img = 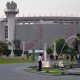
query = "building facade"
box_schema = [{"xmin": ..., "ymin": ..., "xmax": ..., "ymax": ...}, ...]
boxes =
[{"xmin": 0, "ymin": 16, "xmax": 80, "ymax": 49}]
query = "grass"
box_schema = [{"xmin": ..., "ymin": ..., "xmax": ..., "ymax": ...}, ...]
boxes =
[
  {"xmin": 0, "ymin": 59, "xmax": 31, "ymax": 64},
  {"xmin": 26, "ymin": 67, "xmax": 67, "ymax": 75},
  {"xmin": 25, "ymin": 66, "xmax": 80, "ymax": 75},
  {"xmin": 26, "ymin": 68, "xmax": 37, "ymax": 72},
  {"xmin": 43, "ymin": 68, "xmax": 62, "ymax": 75},
  {"xmin": 0, "ymin": 56, "xmax": 38, "ymax": 64}
]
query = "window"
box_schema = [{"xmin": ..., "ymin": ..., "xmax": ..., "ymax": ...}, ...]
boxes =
[
  {"xmin": 5, "ymin": 26, "xmax": 8, "ymax": 38},
  {"xmin": 75, "ymin": 22, "xmax": 79, "ymax": 24},
  {"xmin": 70, "ymin": 22, "xmax": 74, "ymax": 24}
]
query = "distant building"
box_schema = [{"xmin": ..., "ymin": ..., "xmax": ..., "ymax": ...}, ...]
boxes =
[
  {"xmin": 0, "ymin": 1, "xmax": 80, "ymax": 50},
  {"xmin": 0, "ymin": 16, "xmax": 80, "ymax": 49}
]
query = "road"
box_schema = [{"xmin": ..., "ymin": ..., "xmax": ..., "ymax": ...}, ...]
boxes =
[{"xmin": 0, "ymin": 63, "xmax": 80, "ymax": 80}]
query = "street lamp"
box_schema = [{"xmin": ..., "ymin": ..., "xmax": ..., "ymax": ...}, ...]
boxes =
[{"xmin": 32, "ymin": 46, "xmax": 35, "ymax": 61}]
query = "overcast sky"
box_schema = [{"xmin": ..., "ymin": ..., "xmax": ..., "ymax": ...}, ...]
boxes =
[{"xmin": 0, "ymin": 0, "xmax": 80, "ymax": 18}]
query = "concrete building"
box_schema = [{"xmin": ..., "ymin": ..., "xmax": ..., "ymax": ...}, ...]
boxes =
[
  {"xmin": 0, "ymin": 1, "xmax": 80, "ymax": 50},
  {"xmin": 0, "ymin": 16, "xmax": 80, "ymax": 49}
]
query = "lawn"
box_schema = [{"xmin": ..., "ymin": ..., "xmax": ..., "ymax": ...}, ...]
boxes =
[
  {"xmin": 0, "ymin": 56, "xmax": 38, "ymax": 64},
  {"xmin": 25, "ymin": 67, "xmax": 68, "ymax": 75},
  {"xmin": 0, "ymin": 59, "xmax": 31, "ymax": 64}
]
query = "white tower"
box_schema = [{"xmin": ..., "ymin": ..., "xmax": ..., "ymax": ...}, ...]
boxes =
[{"xmin": 4, "ymin": 1, "xmax": 19, "ymax": 57}]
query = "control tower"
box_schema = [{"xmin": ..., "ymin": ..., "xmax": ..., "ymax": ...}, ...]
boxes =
[{"xmin": 4, "ymin": 1, "xmax": 19, "ymax": 57}]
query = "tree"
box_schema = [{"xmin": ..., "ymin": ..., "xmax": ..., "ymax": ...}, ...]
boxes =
[
  {"xmin": 72, "ymin": 38, "xmax": 78, "ymax": 51},
  {"xmin": 66, "ymin": 47, "xmax": 76, "ymax": 56},
  {"xmin": 72, "ymin": 33, "xmax": 80, "ymax": 52},
  {"xmin": 13, "ymin": 39, "xmax": 21, "ymax": 49},
  {"xmin": 46, "ymin": 47, "xmax": 53, "ymax": 55},
  {"xmin": 52, "ymin": 39, "xmax": 68, "ymax": 54},
  {"xmin": 0, "ymin": 41, "xmax": 8, "ymax": 56}
]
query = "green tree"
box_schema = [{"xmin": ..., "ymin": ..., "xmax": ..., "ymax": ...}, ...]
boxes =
[
  {"xmin": 13, "ymin": 39, "xmax": 21, "ymax": 49},
  {"xmin": 66, "ymin": 47, "xmax": 76, "ymax": 56},
  {"xmin": 72, "ymin": 33, "xmax": 80, "ymax": 52},
  {"xmin": 72, "ymin": 38, "xmax": 78, "ymax": 51},
  {"xmin": 0, "ymin": 41, "xmax": 8, "ymax": 56},
  {"xmin": 47, "ymin": 47, "xmax": 53, "ymax": 55},
  {"xmin": 52, "ymin": 39, "xmax": 68, "ymax": 54}
]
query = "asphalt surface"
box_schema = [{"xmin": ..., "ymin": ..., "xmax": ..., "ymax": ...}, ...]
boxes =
[{"xmin": 0, "ymin": 63, "xmax": 80, "ymax": 80}]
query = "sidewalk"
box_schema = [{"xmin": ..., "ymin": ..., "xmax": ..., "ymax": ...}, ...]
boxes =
[{"xmin": 67, "ymin": 68, "xmax": 80, "ymax": 73}]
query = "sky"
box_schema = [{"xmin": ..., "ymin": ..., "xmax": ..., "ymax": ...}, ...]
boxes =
[{"xmin": 0, "ymin": 0, "xmax": 80, "ymax": 18}]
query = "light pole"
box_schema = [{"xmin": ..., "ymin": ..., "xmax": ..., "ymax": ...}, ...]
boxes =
[
  {"xmin": 53, "ymin": 42, "xmax": 58, "ymax": 60},
  {"xmin": 32, "ymin": 46, "xmax": 35, "ymax": 61},
  {"xmin": 21, "ymin": 41, "xmax": 25, "ymax": 57}
]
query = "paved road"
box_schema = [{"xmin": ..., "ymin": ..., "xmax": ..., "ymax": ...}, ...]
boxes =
[{"xmin": 0, "ymin": 63, "xmax": 80, "ymax": 80}]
